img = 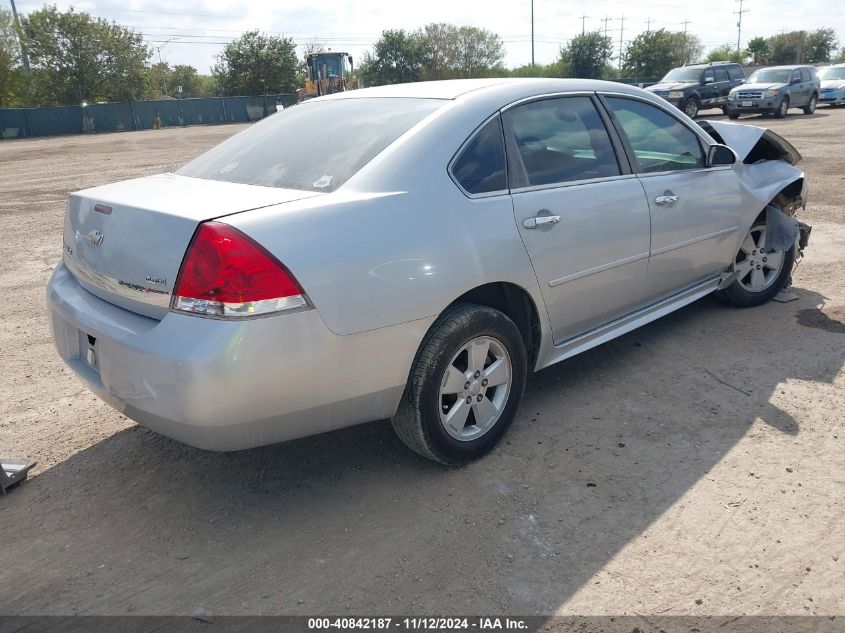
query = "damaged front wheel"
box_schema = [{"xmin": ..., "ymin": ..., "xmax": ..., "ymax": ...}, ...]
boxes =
[{"xmin": 718, "ymin": 222, "xmax": 794, "ymax": 308}]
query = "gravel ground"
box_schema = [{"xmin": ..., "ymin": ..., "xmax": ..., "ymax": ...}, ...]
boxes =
[{"xmin": 0, "ymin": 109, "xmax": 843, "ymax": 618}]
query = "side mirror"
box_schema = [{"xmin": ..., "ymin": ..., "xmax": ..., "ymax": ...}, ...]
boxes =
[{"xmin": 707, "ymin": 144, "xmax": 737, "ymax": 167}]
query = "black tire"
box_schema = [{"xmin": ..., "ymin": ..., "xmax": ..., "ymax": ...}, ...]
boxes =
[
  {"xmin": 774, "ymin": 97, "xmax": 789, "ymax": 118},
  {"xmin": 803, "ymin": 94, "xmax": 817, "ymax": 115},
  {"xmin": 727, "ymin": 110, "xmax": 740, "ymax": 120},
  {"xmin": 721, "ymin": 105, "xmax": 729, "ymax": 116},
  {"xmin": 683, "ymin": 97, "xmax": 700, "ymax": 119},
  {"xmin": 391, "ymin": 302, "xmax": 527, "ymax": 465},
  {"xmin": 717, "ymin": 222, "xmax": 795, "ymax": 308}
]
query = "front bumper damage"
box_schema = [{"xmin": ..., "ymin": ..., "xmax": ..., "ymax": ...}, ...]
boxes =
[{"xmin": 700, "ymin": 120, "xmax": 812, "ymax": 291}]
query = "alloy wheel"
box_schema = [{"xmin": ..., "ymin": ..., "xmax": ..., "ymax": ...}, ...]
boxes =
[
  {"xmin": 735, "ymin": 225, "xmax": 786, "ymax": 293},
  {"xmin": 438, "ymin": 336, "xmax": 512, "ymax": 441}
]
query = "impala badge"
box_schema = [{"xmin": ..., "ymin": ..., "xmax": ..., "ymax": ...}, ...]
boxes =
[{"xmin": 86, "ymin": 229, "xmax": 104, "ymax": 247}]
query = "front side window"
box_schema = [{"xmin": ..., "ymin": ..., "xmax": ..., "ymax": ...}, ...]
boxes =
[
  {"xmin": 506, "ymin": 96, "xmax": 620, "ymax": 188},
  {"xmin": 703, "ymin": 69, "xmax": 715, "ymax": 83},
  {"xmin": 605, "ymin": 97, "xmax": 705, "ymax": 173},
  {"xmin": 451, "ymin": 116, "xmax": 507, "ymax": 195},
  {"xmin": 178, "ymin": 98, "xmax": 442, "ymax": 192}
]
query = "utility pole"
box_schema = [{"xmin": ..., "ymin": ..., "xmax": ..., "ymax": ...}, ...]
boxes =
[
  {"xmin": 735, "ymin": 0, "xmax": 749, "ymax": 54},
  {"xmin": 618, "ymin": 15, "xmax": 625, "ymax": 70},
  {"xmin": 530, "ymin": 0, "xmax": 534, "ymax": 66},
  {"xmin": 8, "ymin": 0, "xmax": 31, "ymax": 74},
  {"xmin": 644, "ymin": 17, "xmax": 653, "ymax": 33},
  {"xmin": 681, "ymin": 19, "xmax": 692, "ymax": 63},
  {"xmin": 601, "ymin": 16, "xmax": 612, "ymax": 40},
  {"xmin": 579, "ymin": 15, "xmax": 589, "ymax": 35}
]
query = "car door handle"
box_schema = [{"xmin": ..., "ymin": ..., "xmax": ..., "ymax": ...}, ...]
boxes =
[
  {"xmin": 655, "ymin": 195, "xmax": 680, "ymax": 206},
  {"xmin": 523, "ymin": 215, "xmax": 561, "ymax": 229}
]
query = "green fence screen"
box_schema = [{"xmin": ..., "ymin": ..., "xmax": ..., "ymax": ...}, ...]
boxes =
[{"xmin": 0, "ymin": 94, "xmax": 297, "ymax": 140}]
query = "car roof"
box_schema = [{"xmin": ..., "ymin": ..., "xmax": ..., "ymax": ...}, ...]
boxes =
[
  {"xmin": 319, "ymin": 78, "xmax": 649, "ymax": 102},
  {"xmin": 758, "ymin": 65, "xmax": 810, "ymax": 70}
]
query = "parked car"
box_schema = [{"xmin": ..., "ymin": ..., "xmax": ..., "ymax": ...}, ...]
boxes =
[
  {"xmin": 47, "ymin": 79, "xmax": 811, "ymax": 464},
  {"xmin": 818, "ymin": 63, "xmax": 845, "ymax": 106},
  {"xmin": 727, "ymin": 65, "xmax": 820, "ymax": 119},
  {"xmin": 646, "ymin": 61, "xmax": 746, "ymax": 118}
]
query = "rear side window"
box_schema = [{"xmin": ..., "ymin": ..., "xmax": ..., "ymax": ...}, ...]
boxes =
[
  {"xmin": 178, "ymin": 98, "xmax": 442, "ymax": 192},
  {"xmin": 451, "ymin": 116, "xmax": 507, "ymax": 195},
  {"xmin": 714, "ymin": 67, "xmax": 729, "ymax": 82},
  {"xmin": 506, "ymin": 96, "xmax": 621, "ymax": 188},
  {"xmin": 605, "ymin": 97, "xmax": 705, "ymax": 173},
  {"xmin": 727, "ymin": 65, "xmax": 745, "ymax": 81},
  {"xmin": 800, "ymin": 68, "xmax": 812, "ymax": 82}
]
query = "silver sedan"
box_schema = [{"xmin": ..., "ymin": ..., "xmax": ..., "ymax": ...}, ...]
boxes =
[{"xmin": 47, "ymin": 78, "xmax": 811, "ymax": 464}]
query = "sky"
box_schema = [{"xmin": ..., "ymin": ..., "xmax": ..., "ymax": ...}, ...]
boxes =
[{"xmin": 14, "ymin": 0, "xmax": 845, "ymax": 73}]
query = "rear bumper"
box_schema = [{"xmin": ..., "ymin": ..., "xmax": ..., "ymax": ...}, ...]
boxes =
[{"xmin": 47, "ymin": 263, "xmax": 427, "ymax": 451}]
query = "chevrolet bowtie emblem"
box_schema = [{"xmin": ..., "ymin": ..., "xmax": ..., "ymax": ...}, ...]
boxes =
[{"xmin": 86, "ymin": 229, "xmax": 104, "ymax": 247}]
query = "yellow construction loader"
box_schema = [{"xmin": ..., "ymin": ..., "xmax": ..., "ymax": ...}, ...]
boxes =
[{"xmin": 299, "ymin": 52, "xmax": 355, "ymax": 101}]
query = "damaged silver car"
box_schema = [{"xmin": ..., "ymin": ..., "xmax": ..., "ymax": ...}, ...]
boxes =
[{"xmin": 48, "ymin": 79, "xmax": 811, "ymax": 464}]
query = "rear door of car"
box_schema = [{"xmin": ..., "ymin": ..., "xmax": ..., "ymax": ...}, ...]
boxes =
[
  {"xmin": 712, "ymin": 66, "xmax": 731, "ymax": 105},
  {"xmin": 504, "ymin": 95, "xmax": 652, "ymax": 344},
  {"xmin": 727, "ymin": 64, "xmax": 746, "ymax": 91},
  {"xmin": 599, "ymin": 95, "xmax": 742, "ymax": 303},
  {"xmin": 790, "ymin": 68, "xmax": 808, "ymax": 105}
]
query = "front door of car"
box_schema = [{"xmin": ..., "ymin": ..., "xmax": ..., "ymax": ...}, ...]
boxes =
[
  {"xmin": 505, "ymin": 96, "xmax": 652, "ymax": 344},
  {"xmin": 601, "ymin": 96, "xmax": 743, "ymax": 303}
]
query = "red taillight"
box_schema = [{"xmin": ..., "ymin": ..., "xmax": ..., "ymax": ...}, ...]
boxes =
[{"xmin": 172, "ymin": 221, "xmax": 308, "ymax": 318}]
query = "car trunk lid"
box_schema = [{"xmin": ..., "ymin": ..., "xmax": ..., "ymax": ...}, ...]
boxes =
[{"xmin": 63, "ymin": 173, "xmax": 319, "ymax": 319}]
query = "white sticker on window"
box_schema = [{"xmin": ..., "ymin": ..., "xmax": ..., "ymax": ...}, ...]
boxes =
[{"xmin": 312, "ymin": 174, "xmax": 333, "ymax": 189}]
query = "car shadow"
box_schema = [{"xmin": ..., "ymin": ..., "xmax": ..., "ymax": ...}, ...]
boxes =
[{"xmin": 0, "ymin": 287, "xmax": 842, "ymax": 615}]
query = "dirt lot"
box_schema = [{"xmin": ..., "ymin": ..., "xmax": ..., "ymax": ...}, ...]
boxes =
[{"xmin": 0, "ymin": 109, "xmax": 843, "ymax": 618}]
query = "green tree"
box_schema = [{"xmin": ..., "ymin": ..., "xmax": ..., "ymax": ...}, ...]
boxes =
[
  {"xmin": 623, "ymin": 29, "xmax": 689, "ymax": 78},
  {"xmin": 560, "ymin": 30, "xmax": 613, "ymax": 79},
  {"xmin": 169, "ymin": 64, "xmax": 202, "ymax": 97},
  {"xmin": 212, "ymin": 30, "xmax": 299, "ymax": 96},
  {"xmin": 508, "ymin": 60, "xmax": 569, "ymax": 78},
  {"xmin": 706, "ymin": 43, "xmax": 744, "ymax": 63},
  {"xmin": 746, "ymin": 36, "xmax": 769, "ymax": 65},
  {"xmin": 421, "ymin": 23, "xmax": 456, "ymax": 80},
  {"xmin": 0, "ymin": 8, "xmax": 24, "ymax": 107},
  {"xmin": 365, "ymin": 29, "xmax": 429, "ymax": 85},
  {"xmin": 450, "ymin": 26, "xmax": 504, "ymax": 78},
  {"xmin": 835, "ymin": 47, "xmax": 845, "ymax": 63},
  {"xmin": 805, "ymin": 28, "xmax": 839, "ymax": 63},
  {"xmin": 22, "ymin": 6, "xmax": 149, "ymax": 105}
]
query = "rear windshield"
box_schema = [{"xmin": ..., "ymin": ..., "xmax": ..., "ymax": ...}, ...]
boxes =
[
  {"xmin": 177, "ymin": 98, "xmax": 442, "ymax": 192},
  {"xmin": 747, "ymin": 68, "xmax": 791, "ymax": 84}
]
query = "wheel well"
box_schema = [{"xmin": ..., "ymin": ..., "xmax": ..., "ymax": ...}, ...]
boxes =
[
  {"xmin": 753, "ymin": 177, "xmax": 805, "ymax": 225},
  {"xmin": 451, "ymin": 282, "xmax": 542, "ymax": 370}
]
